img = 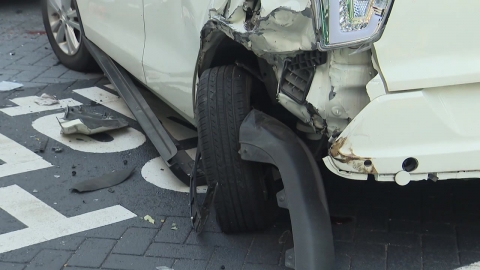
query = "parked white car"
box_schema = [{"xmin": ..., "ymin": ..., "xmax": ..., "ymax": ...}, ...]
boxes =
[{"xmin": 42, "ymin": 0, "xmax": 480, "ymax": 269}]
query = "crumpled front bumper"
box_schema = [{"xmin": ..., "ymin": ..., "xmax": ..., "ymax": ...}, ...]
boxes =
[{"xmin": 323, "ymin": 82, "xmax": 480, "ymax": 184}]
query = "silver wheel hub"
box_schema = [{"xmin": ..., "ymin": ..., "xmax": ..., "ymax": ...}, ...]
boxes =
[{"xmin": 47, "ymin": 0, "xmax": 82, "ymax": 55}]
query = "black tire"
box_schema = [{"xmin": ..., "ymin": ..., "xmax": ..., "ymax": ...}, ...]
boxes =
[
  {"xmin": 196, "ymin": 65, "xmax": 278, "ymax": 233},
  {"xmin": 41, "ymin": 0, "xmax": 97, "ymax": 72}
]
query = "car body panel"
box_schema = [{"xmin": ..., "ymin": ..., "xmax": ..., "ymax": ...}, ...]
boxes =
[
  {"xmin": 76, "ymin": 0, "xmax": 146, "ymax": 83},
  {"xmin": 324, "ymin": 82, "xmax": 480, "ymax": 183},
  {"xmin": 142, "ymin": 0, "xmax": 211, "ymax": 124},
  {"xmin": 374, "ymin": 0, "xmax": 480, "ymax": 91}
]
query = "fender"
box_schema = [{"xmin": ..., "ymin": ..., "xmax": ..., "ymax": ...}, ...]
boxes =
[{"xmin": 239, "ymin": 110, "xmax": 334, "ymax": 270}]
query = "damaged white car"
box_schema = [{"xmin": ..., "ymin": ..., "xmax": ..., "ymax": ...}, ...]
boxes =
[{"xmin": 42, "ymin": 0, "xmax": 480, "ymax": 268}]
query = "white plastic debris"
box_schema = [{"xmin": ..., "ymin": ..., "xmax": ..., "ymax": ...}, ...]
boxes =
[
  {"xmin": 0, "ymin": 81, "xmax": 23, "ymax": 91},
  {"xmin": 34, "ymin": 94, "xmax": 59, "ymax": 106},
  {"xmin": 54, "ymin": 175, "xmax": 60, "ymax": 178},
  {"xmin": 144, "ymin": 215, "xmax": 155, "ymax": 224},
  {"xmin": 32, "ymin": 189, "xmax": 38, "ymax": 193},
  {"xmin": 156, "ymin": 267, "xmax": 173, "ymax": 270}
]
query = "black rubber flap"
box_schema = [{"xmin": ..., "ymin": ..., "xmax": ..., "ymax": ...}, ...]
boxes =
[{"xmin": 71, "ymin": 167, "xmax": 135, "ymax": 193}]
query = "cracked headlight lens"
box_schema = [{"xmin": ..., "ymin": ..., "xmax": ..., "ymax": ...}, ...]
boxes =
[{"xmin": 315, "ymin": 0, "xmax": 393, "ymax": 50}]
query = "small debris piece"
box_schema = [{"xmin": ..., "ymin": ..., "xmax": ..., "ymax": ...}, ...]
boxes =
[
  {"xmin": 221, "ymin": 266, "xmax": 226, "ymax": 269},
  {"xmin": 160, "ymin": 168, "xmax": 164, "ymax": 171},
  {"xmin": 52, "ymin": 147, "xmax": 63, "ymax": 153},
  {"xmin": 34, "ymin": 93, "xmax": 59, "ymax": 106},
  {"xmin": 72, "ymin": 165, "xmax": 76, "ymax": 169},
  {"xmin": 32, "ymin": 189, "xmax": 38, "ymax": 193},
  {"xmin": 58, "ymin": 106, "xmax": 128, "ymax": 135},
  {"xmin": 0, "ymin": 81, "xmax": 23, "ymax": 91},
  {"xmin": 156, "ymin": 267, "xmax": 173, "ymax": 270},
  {"xmin": 72, "ymin": 171, "xmax": 76, "ymax": 176},
  {"xmin": 108, "ymin": 188, "xmax": 114, "ymax": 193},
  {"xmin": 160, "ymin": 219, "xmax": 165, "ymax": 223},
  {"xmin": 54, "ymin": 175, "xmax": 60, "ymax": 178},
  {"xmin": 9, "ymin": 52, "xmax": 15, "ymax": 56},
  {"xmin": 144, "ymin": 215, "xmax": 155, "ymax": 224},
  {"xmin": 34, "ymin": 138, "xmax": 49, "ymax": 153},
  {"xmin": 171, "ymin": 223, "xmax": 178, "ymax": 230},
  {"xmin": 71, "ymin": 167, "xmax": 134, "ymax": 193},
  {"xmin": 123, "ymin": 160, "xmax": 128, "ymax": 165}
]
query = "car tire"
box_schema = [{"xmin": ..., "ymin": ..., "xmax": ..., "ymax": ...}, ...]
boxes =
[
  {"xmin": 196, "ymin": 65, "xmax": 278, "ymax": 233},
  {"xmin": 41, "ymin": 0, "xmax": 97, "ymax": 72}
]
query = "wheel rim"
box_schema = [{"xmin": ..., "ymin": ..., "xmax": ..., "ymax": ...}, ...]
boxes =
[{"xmin": 47, "ymin": 0, "xmax": 82, "ymax": 55}]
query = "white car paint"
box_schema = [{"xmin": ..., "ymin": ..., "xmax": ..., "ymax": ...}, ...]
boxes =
[
  {"xmin": 374, "ymin": 0, "xmax": 480, "ymax": 91},
  {"xmin": 76, "ymin": 0, "xmax": 146, "ymax": 83},
  {"xmin": 142, "ymin": 0, "xmax": 211, "ymax": 123},
  {"xmin": 325, "ymin": 82, "xmax": 480, "ymax": 183}
]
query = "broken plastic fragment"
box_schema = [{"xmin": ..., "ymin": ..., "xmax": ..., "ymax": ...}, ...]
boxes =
[
  {"xmin": 156, "ymin": 267, "xmax": 173, "ymax": 270},
  {"xmin": 32, "ymin": 189, "xmax": 38, "ymax": 193},
  {"xmin": 58, "ymin": 106, "xmax": 128, "ymax": 135},
  {"xmin": 54, "ymin": 175, "xmax": 60, "ymax": 178},
  {"xmin": 171, "ymin": 223, "xmax": 178, "ymax": 230},
  {"xmin": 144, "ymin": 215, "xmax": 155, "ymax": 224},
  {"xmin": 34, "ymin": 94, "xmax": 59, "ymax": 106},
  {"xmin": 0, "ymin": 81, "xmax": 23, "ymax": 91}
]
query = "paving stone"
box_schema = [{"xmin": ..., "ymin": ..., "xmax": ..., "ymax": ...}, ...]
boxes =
[
  {"xmin": 421, "ymin": 222, "xmax": 455, "ymax": 235},
  {"xmin": 112, "ymin": 227, "xmax": 157, "ymax": 256},
  {"xmin": 172, "ymin": 259, "xmax": 208, "ymax": 270},
  {"xmin": 154, "ymin": 217, "xmax": 192, "ymax": 244},
  {"xmin": 60, "ymin": 70, "xmax": 103, "ymax": 80},
  {"xmin": 4, "ymin": 65, "xmax": 48, "ymax": 72},
  {"xmin": 0, "ymin": 208, "xmax": 26, "ymax": 234},
  {"xmin": 186, "ymin": 232, "xmax": 254, "ymax": 249},
  {"xmin": 350, "ymin": 242, "xmax": 386, "ymax": 270},
  {"xmin": 356, "ymin": 208, "xmax": 388, "ymax": 231},
  {"xmin": 35, "ymin": 66, "xmax": 69, "ymax": 78},
  {"xmin": 14, "ymin": 52, "xmax": 50, "ymax": 66},
  {"xmin": 206, "ymin": 247, "xmax": 247, "ymax": 270},
  {"xmin": 390, "ymin": 200, "xmax": 422, "ymax": 221},
  {"xmin": 25, "ymin": 250, "xmax": 71, "ymax": 270},
  {"xmin": 334, "ymin": 241, "xmax": 354, "ymax": 257},
  {"xmin": 422, "ymin": 235, "xmax": 459, "ymax": 264},
  {"xmin": 102, "ymin": 254, "xmax": 174, "ymax": 270},
  {"xmin": 37, "ymin": 236, "xmax": 84, "ymax": 251},
  {"xmin": 0, "ymin": 262, "xmax": 26, "ymax": 270},
  {"xmin": 423, "ymin": 262, "xmax": 460, "ymax": 270},
  {"xmin": 10, "ymin": 70, "xmax": 44, "ymax": 82},
  {"xmin": 33, "ymin": 55, "xmax": 60, "ymax": 67},
  {"xmin": 245, "ymin": 234, "xmax": 283, "ymax": 265},
  {"xmin": 332, "ymin": 220, "xmax": 355, "ymax": 241},
  {"xmin": 0, "ymin": 246, "xmax": 41, "ymax": 263},
  {"xmin": 67, "ymin": 238, "xmax": 116, "ymax": 268},
  {"xmin": 387, "ymin": 246, "xmax": 421, "ymax": 270},
  {"xmin": 460, "ymin": 251, "xmax": 480, "ymax": 266},
  {"xmin": 31, "ymin": 77, "xmax": 75, "ymax": 84},
  {"xmin": 244, "ymin": 264, "xmax": 290, "ymax": 270},
  {"xmin": 329, "ymin": 204, "xmax": 356, "ymax": 217},
  {"xmin": 146, "ymin": 243, "xmax": 214, "ymax": 260},
  {"xmin": 334, "ymin": 254, "xmax": 351, "ymax": 270},
  {"xmin": 354, "ymin": 230, "xmax": 420, "ymax": 247},
  {"xmin": 458, "ymin": 226, "xmax": 480, "ymax": 251},
  {"xmin": 388, "ymin": 220, "xmax": 421, "ymax": 234},
  {"xmin": 78, "ymin": 223, "xmax": 128, "ymax": 239}
]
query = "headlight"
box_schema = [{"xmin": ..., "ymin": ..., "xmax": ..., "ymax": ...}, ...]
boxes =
[{"xmin": 314, "ymin": 0, "xmax": 393, "ymax": 50}]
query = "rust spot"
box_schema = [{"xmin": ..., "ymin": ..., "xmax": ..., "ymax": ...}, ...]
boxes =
[
  {"xmin": 329, "ymin": 137, "xmax": 377, "ymax": 174},
  {"xmin": 26, "ymin": 30, "xmax": 46, "ymax": 35}
]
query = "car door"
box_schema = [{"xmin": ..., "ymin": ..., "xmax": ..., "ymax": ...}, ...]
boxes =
[
  {"xmin": 142, "ymin": 0, "xmax": 210, "ymax": 124},
  {"xmin": 76, "ymin": 0, "xmax": 146, "ymax": 83}
]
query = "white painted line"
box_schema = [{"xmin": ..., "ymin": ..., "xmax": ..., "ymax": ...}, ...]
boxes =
[
  {"xmin": 32, "ymin": 113, "xmax": 146, "ymax": 153},
  {"xmin": 0, "ymin": 187, "xmax": 135, "ymax": 254},
  {"xmin": 141, "ymin": 157, "xmax": 206, "ymax": 193},
  {"xmin": 0, "ymin": 96, "xmax": 82, "ymax": 116},
  {"xmin": 73, "ymin": 87, "xmax": 135, "ymax": 119},
  {"xmin": 0, "ymin": 185, "xmax": 66, "ymax": 227},
  {"xmin": 0, "ymin": 133, "xmax": 52, "ymax": 178}
]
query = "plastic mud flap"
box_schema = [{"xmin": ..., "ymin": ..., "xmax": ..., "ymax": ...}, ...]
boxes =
[{"xmin": 239, "ymin": 110, "xmax": 334, "ymax": 270}]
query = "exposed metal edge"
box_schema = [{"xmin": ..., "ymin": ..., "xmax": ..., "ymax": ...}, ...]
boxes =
[
  {"xmin": 83, "ymin": 38, "xmax": 177, "ymax": 162},
  {"xmin": 239, "ymin": 110, "xmax": 334, "ymax": 270}
]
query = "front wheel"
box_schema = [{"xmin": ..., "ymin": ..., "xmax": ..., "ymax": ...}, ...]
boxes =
[
  {"xmin": 195, "ymin": 65, "xmax": 278, "ymax": 233},
  {"xmin": 41, "ymin": 0, "xmax": 97, "ymax": 71}
]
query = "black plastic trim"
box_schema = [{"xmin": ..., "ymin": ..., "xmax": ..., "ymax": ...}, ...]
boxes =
[{"xmin": 239, "ymin": 110, "xmax": 334, "ymax": 270}]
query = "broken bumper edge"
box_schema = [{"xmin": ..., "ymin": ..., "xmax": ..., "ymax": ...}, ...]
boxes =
[{"xmin": 239, "ymin": 109, "xmax": 334, "ymax": 270}]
